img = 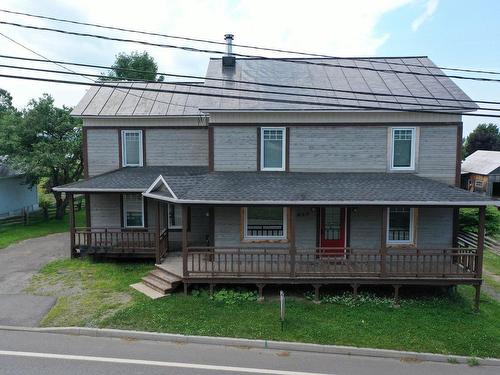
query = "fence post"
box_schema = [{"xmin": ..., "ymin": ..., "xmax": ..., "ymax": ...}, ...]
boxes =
[{"xmin": 155, "ymin": 200, "xmax": 160, "ymax": 264}]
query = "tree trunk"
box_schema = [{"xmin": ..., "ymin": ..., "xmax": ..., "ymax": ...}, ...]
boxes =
[{"xmin": 53, "ymin": 192, "xmax": 69, "ymax": 220}]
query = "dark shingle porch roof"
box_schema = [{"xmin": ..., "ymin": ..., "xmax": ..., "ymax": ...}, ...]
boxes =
[
  {"xmin": 147, "ymin": 171, "xmax": 497, "ymax": 206},
  {"xmin": 54, "ymin": 167, "xmax": 497, "ymax": 206},
  {"xmin": 53, "ymin": 166, "xmax": 208, "ymax": 193}
]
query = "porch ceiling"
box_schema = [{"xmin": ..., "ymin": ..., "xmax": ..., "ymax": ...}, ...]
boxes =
[{"xmin": 144, "ymin": 171, "xmax": 498, "ymax": 207}]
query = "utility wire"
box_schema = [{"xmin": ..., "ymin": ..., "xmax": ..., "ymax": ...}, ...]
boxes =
[
  {"xmin": 2, "ymin": 20, "xmax": 500, "ymax": 83},
  {"xmin": 0, "ymin": 72, "xmax": 498, "ymax": 118},
  {"xmin": 1, "ymin": 7, "xmax": 498, "ymax": 76},
  {"xmin": 2, "ymin": 62, "xmax": 493, "ymax": 112},
  {"xmin": 1, "ymin": 54, "xmax": 497, "ymax": 106},
  {"xmin": 0, "ymin": 31, "xmax": 202, "ymax": 112}
]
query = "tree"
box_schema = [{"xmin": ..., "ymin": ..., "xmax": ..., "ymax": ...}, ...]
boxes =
[
  {"xmin": 0, "ymin": 88, "xmax": 14, "ymax": 113},
  {"xmin": 0, "ymin": 94, "xmax": 83, "ymax": 219},
  {"xmin": 463, "ymin": 123, "xmax": 500, "ymax": 157},
  {"xmin": 101, "ymin": 51, "xmax": 164, "ymax": 81}
]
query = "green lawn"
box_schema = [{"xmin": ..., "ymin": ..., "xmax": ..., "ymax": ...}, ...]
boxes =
[
  {"xmin": 28, "ymin": 258, "xmax": 500, "ymax": 358},
  {"xmin": 484, "ymin": 249, "xmax": 500, "ymax": 292},
  {"xmin": 0, "ymin": 210, "xmax": 85, "ymax": 249}
]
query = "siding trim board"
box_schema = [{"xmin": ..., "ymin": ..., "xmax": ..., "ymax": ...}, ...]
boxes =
[{"xmin": 210, "ymin": 122, "xmax": 464, "ymax": 127}]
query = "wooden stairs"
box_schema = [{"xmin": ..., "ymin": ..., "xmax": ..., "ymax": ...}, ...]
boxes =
[{"xmin": 131, "ymin": 266, "xmax": 182, "ymax": 299}]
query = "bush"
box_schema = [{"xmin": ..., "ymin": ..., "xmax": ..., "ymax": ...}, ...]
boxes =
[
  {"xmin": 304, "ymin": 292, "xmax": 394, "ymax": 307},
  {"xmin": 211, "ymin": 289, "xmax": 258, "ymax": 305},
  {"xmin": 459, "ymin": 206, "xmax": 500, "ymax": 237}
]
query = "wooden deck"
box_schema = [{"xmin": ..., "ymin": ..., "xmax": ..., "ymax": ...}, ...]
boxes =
[{"xmin": 157, "ymin": 247, "xmax": 479, "ymax": 285}]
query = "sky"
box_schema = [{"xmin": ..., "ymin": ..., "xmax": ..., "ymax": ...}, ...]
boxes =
[{"xmin": 0, "ymin": 0, "xmax": 498, "ymax": 135}]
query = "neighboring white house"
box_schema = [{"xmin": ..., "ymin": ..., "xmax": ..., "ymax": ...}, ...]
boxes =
[
  {"xmin": 462, "ymin": 150, "xmax": 500, "ymax": 198},
  {"xmin": 0, "ymin": 158, "xmax": 38, "ymax": 217}
]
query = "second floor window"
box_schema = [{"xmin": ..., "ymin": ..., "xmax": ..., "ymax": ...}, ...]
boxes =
[
  {"xmin": 261, "ymin": 127, "xmax": 286, "ymax": 171},
  {"xmin": 391, "ymin": 128, "xmax": 415, "ymax": 170},
  {"xmin": 122, "ymin": 130, "xmax": 143, "ymax": 167}
]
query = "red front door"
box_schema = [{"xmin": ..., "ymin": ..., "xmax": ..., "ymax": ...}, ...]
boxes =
[{"xmin": 320, "ymin": 207, "xmax": 346, "ymax": 255}]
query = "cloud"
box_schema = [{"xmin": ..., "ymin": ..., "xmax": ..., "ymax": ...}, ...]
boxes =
[
  {"xmin": 0, "ymin": 0, "xmax": 413, "ymax": 109},
  {"xmin": 411, "ymin": 0, "xmax": 439, "ymax": 31}
]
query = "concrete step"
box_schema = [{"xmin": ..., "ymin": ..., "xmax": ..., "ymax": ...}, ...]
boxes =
[
  {"xmin": 141, "ymin": 275, "xmax": 173, "ymax": 294},
  {"xmin": 149, "ymin": 269, "xmax": 181, "ymax": 286},
  {"xmin": 130, "ymin": 282, "xmax": 166, "ymax": 299}
]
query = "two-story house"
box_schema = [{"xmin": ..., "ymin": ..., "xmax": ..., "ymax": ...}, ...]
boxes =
[{"xmin": 55, "ymin": 50, "xmax": 497, "ymax": 307}]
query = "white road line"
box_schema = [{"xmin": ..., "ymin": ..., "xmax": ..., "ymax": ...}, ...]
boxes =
[{"xmin": 0, "ymin": 350, "xmax": 333, "ymax": 375}]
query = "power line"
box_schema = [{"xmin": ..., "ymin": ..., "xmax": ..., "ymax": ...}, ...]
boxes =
[
  {"xmin": 0, "ymin": 32, "xmax": 203, "ymax": 113},
  {"xmin": 1, "ymin": 71, "xmax": 499, "ymax": 118},
  {"xmin": 2, "ymin": 20, "xmax": 500, "ymax": 83},
  {"xmin": 2, "ymin": 54, "xmax": 498, "ymax": 107},
  {"xmin": 2, "ymin": 62, "xmax": 494, "ymax": 112},
  {"xmin": 1, "ymin": 7, "xmax": 499, "ymax": 76}
]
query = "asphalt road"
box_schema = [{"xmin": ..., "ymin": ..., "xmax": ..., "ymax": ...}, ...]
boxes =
[
  {"xmin": 0, "ymin": 233, "xmax": 67, "ymax": 326},
  {"xmin": 0, "ymin": 329, "xmax": 497, "ymax": 375}
]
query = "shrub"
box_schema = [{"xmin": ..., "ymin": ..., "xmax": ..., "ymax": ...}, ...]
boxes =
[
  {"xmin": 211, "ymin": 289, "xmax": 258, "ymax": 304},
  {"xmin": 459, "ymin": 206, "xmax": 500, "ymax": 237}
]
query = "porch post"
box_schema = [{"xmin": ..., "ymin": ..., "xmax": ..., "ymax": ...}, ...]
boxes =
[
  {"xmin": 380, "ymin": 207, "xmax": 388, "ymax": 276},
  {"xmin": 289, "ymin": 206, "xmax": 296, "ymax": 277},
  {"xmin": 155, "ymin": 200, "xmax": 160, "ymax": 264},
  {"xmin": 474, "ymin": 206, "xmax": 486, "ymax": 311},
  {"xmin": 182, "ymin": 205, "xmax": 189, "ymax": 278},
  {"xmin": 69, "ymin": 193, "xmax": 76, "ymax": 258}
]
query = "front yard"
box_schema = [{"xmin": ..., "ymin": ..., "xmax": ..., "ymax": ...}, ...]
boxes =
[
  {"xmin": 0, "ymin": 210, "xmax": 85, "ymax": 249},
  {"xmin": 28, "ymin": 257, "xmax": 500, "ymax": 359}
]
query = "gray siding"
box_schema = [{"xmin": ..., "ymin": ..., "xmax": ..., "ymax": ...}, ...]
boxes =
[
  {"xmin": 214, "ymin": 127, "xmax": 257, "ymax": 171},
  {"xmin": 350, "ymin": 207, "xmax": 382, "ymax": 249},
  {"xmin": 89, "ymin": 193, "xmax": 121, "ymax": 227},
  {"xmin": 290, "ymin": 127, "xmax": 387, "ymax": 172},
  {"xmin": 87, "ymin": 129, "xmax": 119, "ymax": 177},
  {"xmin": 145, "ymin": 128, "xmax": 208, "ymax": 166},
  {"xmin": 417, "ymin": 208, "xmax": 453, "ymax": 247},
  {"xmin": 296, "ymin": 207, "xmax": 317, "ymax": 248},
  {"xmin": 417, "ymin": 126, "xmax": 457, "ymax": 184}
]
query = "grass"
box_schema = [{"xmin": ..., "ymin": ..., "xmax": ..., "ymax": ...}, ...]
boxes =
[
  {"xmin": 28, "ymin": 258, "xmax": 500, "ymax": 358},
  {"xmin": 0, "ymin": 210, "xmax": 85, "ymax": 249},
  {"xmin": 483, "ymin": 249, "xmax": 500, "ymax": 292}
]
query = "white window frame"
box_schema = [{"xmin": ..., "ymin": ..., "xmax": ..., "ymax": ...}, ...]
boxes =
[
  {"xmin": 243, "ymin": 207, "xmax": 288, "ymax": 240},
  {"xmin": 121, "ymin": 130, "xmax": 143, "ymax": 167},
  {"xmin": 122, "ymin": 194, "xmax": 145, "ymax": 228},
  {"xmin": 260, "ymin": 127, "xmax": 286, "ymax": 171},
  {"xmin": 474, "ymin": 180, "xmax": 483, "ymax": 188},
  {"xmin": 168, "ymin": 204, "xmax": 183, "ymax": 230},
  {"xmin": 386, "ymin": 207, "xmax": 415, "ymax": 245},
  {"xmin": 390, "ymin": 127, "xmax": 416, "ymax": 171}
]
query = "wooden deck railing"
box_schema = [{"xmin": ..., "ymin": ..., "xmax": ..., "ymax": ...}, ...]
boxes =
[
  {"xmin": 74, "ymin": 227, "xmax": 157, "ymax": 256},
  {"xmin": 184, "ymin": 247, "xmax": 479, "ymax": 279}
]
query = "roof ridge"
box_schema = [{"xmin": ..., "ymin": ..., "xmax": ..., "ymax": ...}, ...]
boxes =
[{"xmin": 209, "ymin": 56, "xmax": 430, "ymax": 61}]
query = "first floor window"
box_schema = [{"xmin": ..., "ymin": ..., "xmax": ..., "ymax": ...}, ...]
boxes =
[
  {"xmin": 244, "ymin": 207, "xmax": 287, "ymax": 239},
  {"xmin": 122, "ymin": 194, "xmax": 144, "ymax": 228},
  {"xmin": 261, "ymin": 127, "xmax": 286, "ymax": 171},
  {"xmin": 387, "ymin": 207, "xmax": 414, "ymax": 244},
  {"xmin": 168, "ymin": 204, "xmax": 183, "ymax": 229},
  {"xmin": 121, "ymin": 130, "xmax": 143, "ymax": 167},
  {"xmin": 391, "ymin": 128, "xmax": 415, "ymax": 170},
  {"xmin": 474, "ymin": 180, "xmax": 483, "ymax": 188}
]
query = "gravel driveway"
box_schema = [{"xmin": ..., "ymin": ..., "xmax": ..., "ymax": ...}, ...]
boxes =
[{"xmin": 0, "ymin": 233, "xmax": 68, "ymax": 326}]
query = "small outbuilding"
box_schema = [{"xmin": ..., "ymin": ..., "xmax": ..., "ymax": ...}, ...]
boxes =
[
  {"xmin": 0, "ymin": 158, "xmax": 38, "ymax": 217},
  {"xmin": 461, "ymin": 150, "xmax": 500, "ymax": 198}
]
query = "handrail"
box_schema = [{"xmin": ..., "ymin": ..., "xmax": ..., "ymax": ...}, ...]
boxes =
[{"xmin": 184, "ymin": 246, "xmax": 478, "ymax": 279}]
